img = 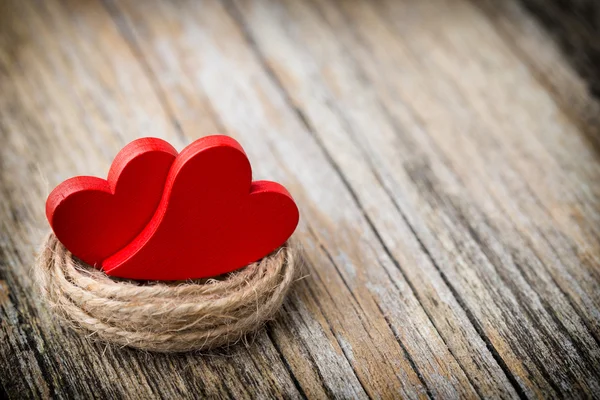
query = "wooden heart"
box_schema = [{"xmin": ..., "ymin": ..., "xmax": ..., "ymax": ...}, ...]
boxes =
[
  {"xmin": 47, "ymin": 135, "xmax": 299, "ymax": 280},
  {"xmin": 46, "ymin": 138, "xmax": 177, "ymax": 267},
  {"xmin": 102, "ymin": 135, "xmax": 299, "ymax": 280}
]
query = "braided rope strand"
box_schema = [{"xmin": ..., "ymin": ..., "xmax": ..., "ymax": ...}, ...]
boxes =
[{"xmin": 36, "ymin": 234, "xmax": 300, "ymax": 352}]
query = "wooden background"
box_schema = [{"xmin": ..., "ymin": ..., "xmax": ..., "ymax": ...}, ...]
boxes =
[{"xmin": 2, "ymin": 0, "xmax": 600, "ymax": 398}]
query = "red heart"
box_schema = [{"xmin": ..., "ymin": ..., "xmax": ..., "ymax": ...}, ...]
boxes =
[
  {"xmin": 46, "ymin": 138, "xmax": 177, "ymax": 267},
  {"xmin": 47, "ymin": 136, "xmax": 299, "ymax": 280}
]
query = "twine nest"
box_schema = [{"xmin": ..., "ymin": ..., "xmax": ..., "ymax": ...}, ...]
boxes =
[{"xmin": 36, "ymin": 234, "xmax": 300, "ymax": 352}]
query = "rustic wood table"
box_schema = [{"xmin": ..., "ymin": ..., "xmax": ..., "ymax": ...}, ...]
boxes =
[{"xmin": 2, "ymin": 0, "xmax": 600, "ymax": 398}]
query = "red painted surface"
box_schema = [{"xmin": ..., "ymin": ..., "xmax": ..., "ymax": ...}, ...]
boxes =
[
  {"xmin": 46, "ymin": 138, "xmax": 177, "ymax": 267},
  {"xmin": 46, "ymin": 135, "xmax": 300, "ymax": 280}
]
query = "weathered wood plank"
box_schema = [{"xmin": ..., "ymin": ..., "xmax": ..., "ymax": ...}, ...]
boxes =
[
  {"xmin": 1, "ymin": 0, "xmax": 600, "ymax": 398},
  {"xmin": 218, "ymin": 0, "xmax": 600, "ymax": 395},
  {"xmin": 515, "ymin": 0, "xmax": 600, "ymax": 98}
]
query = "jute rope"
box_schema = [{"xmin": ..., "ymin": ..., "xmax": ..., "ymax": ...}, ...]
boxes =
[{"xmin": 36, "ymin": 234, "xmax": 300, "ymax": 352}]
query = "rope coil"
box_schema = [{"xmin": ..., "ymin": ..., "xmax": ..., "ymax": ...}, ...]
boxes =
[{"xmin": 36, "ymin": 234, "xmax": 300, "ymax": 352}]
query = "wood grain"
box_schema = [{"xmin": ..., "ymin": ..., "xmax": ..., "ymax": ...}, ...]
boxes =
[{"xmin": 1, "ymin": 0, "xmax": 599, "ymax": 398}]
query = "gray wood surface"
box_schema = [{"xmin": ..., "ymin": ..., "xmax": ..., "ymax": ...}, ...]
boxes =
[{"xmin": 1, "ymin": 0, "xmax": 600, "ymax": 398}]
